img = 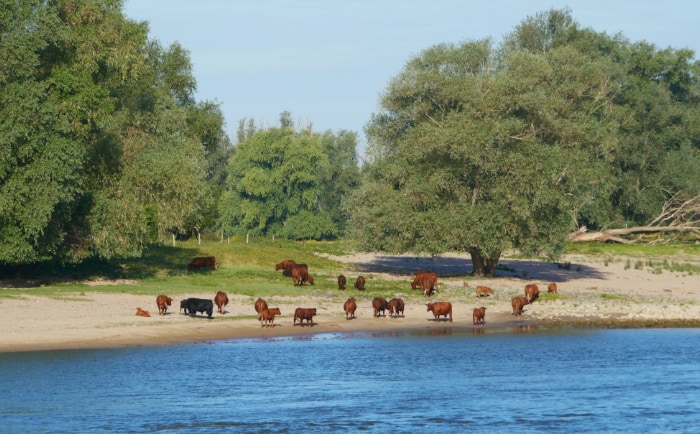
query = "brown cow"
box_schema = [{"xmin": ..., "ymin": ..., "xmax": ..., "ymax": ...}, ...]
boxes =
[
  {"xmin": 343, "ymin": 297, "xmax": 357, "ymax": 320},
  {"xmin": 512, "ymin": 296, "xmax": 529, "ymax": 315},
  {"xmin": 548, "ymin": 282, "xmax": 558, "ymax": 294},
  {"xmin": 255, "ymin": 297, "xmax": 268, "ymax": 323},
  {"xmin": 338, "ymin": 275, "xmax": 347, "ymax": 290},
  {"xmin": 135, "ymin": 307, "xmax": 151, "ymax": 317},
  {"xmin": 426, "ymin": 302, "xmax": 452, "ymax": 322},
  {"xmin": 294, "ymin": 307, "xmax": 316, "ymax": 326},
  {"xmin": 411, "ymin": 270, "xmax": 438, "ymax": 292},
  {"xmin": 524, "ymin": 284, "xmax": 540, "ymax": 302},
  {"xmin": 354, "ymin": 276, "xmax": 366, "ymax": 291},
  {"xmin": 260, "ymin": 307, "xmax": 281, "ymax": 327},
  {"xmin": 291, "ymin": 266, "xmax": 314, "ymax": 286},
  {"xmin": 389, "ymin": 298, "xmax": 405, "ymax": 318},
  {"xmin": 473, "ymin": 306, "xmax": 487, "ymax": 325},
  {"xmin": 284, "ymin": 263, "xmax": 308, "ymax": 277},
  {"xmin": 476, "ymin": 286, "xmax": 494, "ymax": 297},
  {"xmin": 187, "ymin": 256, "xmax": 217, "ymax": 271},
  {"xmin": 419, "ymin": 274, "xmax": 437, "ymax": 297},
  {"xmin": 372, "ymin": 297, "xmax": 390, "ymax": 317},
  {"xmin": 214, "ymin": 291, "xmax": 229, "ymax": 314},
  {"xmin": 275, "ymin": 259, "xmax": 296, "ymax": 271},
  {"xmin": 156, "ymin": 295, "xmax": 173, "ymax": 316}
]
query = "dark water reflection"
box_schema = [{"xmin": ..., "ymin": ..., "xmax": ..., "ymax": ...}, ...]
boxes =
[{"xmin": 1, "ymin": 328, "xmax": 700, "ymax": 433}]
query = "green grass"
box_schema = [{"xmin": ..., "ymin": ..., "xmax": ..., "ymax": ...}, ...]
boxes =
[{"xmin": 2, "ymin": 238, "xmax": 699, "ymax": 301}]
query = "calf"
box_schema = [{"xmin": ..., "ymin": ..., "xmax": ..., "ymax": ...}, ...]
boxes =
[
  {"xmin": 476, "ymin": 286, "xmax": 494, "ymax": 297},
  {"xmin": 372, "ymin": 297, "xmax": 390, "ymax": 317},
  {"xmin": 294, "ymin": 307, "xmax": 317, "ymax": 326},
  {"xmin": 426, "ymin": 302, "xmax": 452, "ymax": 322},
  {"xmin": 183, "ymin": 298, "xmax": 214, "ymax": 318},
  {"xmin": 255, "ymin": 297, "xmax": 268, "ymax": 323},
  {"xmin": 512, "ymin": 296, "xmax": 529, "ymax": 316},
  {"xmin": 187, "ymin": 256, "xmax": 217, "ymax": 271},
  {"xmin": 156, "ymin": 294, "xmax": 173, "ymax": 316},
  {"xmin": 260, "ymin": 307, "xmax": 281, "ymax": 327},
  {"xmin": 214, "ymin": 291, "xmax": 229, "ymax": 314},
  {"xmin": 135, "ymin": 307, "xmax": 151, "ymax": 317},
  {"xmin": 548, "ymin": 282, "xmax": 558, "ymax": 293},
  {"xmin": 354, "ymin": 276, "xmax": 366, "ymax": 291},
  {"xmin": 338, "ymin": 274, "xmax": 347, "ymax": 290},
  {"xmin": 389, "ymin": 298, "xmax": 405, "ymax": 318},
  {"xmin": 524, "ymin": 284, "xmax": 540, "ymax": 302},
  {"xmin": 343, "ymin": 297, "xmax": 357, "ymax": 320},
  {"xmin": 473, "ymin": 306, "xmax": 487, "ymax": 325}
]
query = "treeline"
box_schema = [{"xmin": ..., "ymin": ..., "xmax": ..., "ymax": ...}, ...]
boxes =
[{"xmin": 1, "ymin": 4, "xmax": 699, "ymax": 274}]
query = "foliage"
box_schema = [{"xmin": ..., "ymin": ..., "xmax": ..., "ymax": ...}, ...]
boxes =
[
  {"xmin": 348, "ymin": 8, "xmax": 700, "ymax": 276},
  {"xmin": 220, "ymin": 116, "xmax": 360, "ymax": 240},
  {"xmin": 0, "ymin": 0, "xmax": 228, "ymax": 266}
]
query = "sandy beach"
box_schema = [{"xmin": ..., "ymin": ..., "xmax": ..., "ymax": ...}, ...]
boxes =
[{"xmin": 1, "ymin": 252, "xmax": 699, "ymax": 353}]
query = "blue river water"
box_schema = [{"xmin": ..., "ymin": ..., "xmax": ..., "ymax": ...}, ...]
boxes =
[{"xmin": 1, "ymin": 327, "xmax": 699, "ymax": 433}]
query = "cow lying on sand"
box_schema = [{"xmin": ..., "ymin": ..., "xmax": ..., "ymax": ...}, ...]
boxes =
[
  {"xmin": 135, "ymin": 307, "xmax": 151, "ymax": 317},
  {"xmin": 476, "ymin": 286, "xmax": 494, "ymax": 297}
]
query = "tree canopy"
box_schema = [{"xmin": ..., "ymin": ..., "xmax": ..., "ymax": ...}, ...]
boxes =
[
  {"xmin": 0, "ymin": 0, "xmax": 228, "ymax": 266},
  {"xmin": 347, "ymin": 8, "xmax": 700, "ymax": 276},
  {"xmin": 219, "ymin": 115, "xmax": 360, "ymax": 240}
]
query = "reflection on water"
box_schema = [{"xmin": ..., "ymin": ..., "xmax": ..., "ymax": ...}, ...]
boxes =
[{"xmin": 1, "ymin": 328, "xmax": 700, "ymax": 432}]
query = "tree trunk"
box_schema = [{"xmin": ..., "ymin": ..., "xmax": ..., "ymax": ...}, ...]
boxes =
[
  {"xmin": 568, "ymin": 225, "xmax": 698, "ymax": 243},
  {"xmin": 469, "ymin": 249, "xmax": 501, "ymax": 277}
]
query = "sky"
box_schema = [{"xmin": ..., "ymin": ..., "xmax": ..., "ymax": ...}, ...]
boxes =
[{"xmin": 123, "ymin": 0, "xmax": 699, "ymax": 152}]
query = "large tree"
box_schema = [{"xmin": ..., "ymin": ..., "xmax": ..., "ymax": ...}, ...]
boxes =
[
  {"xmin": 221, "ymin": 114, "xmax": 360, "ymax": 240},
  {"xmin": 0, "ymin": 0, "xmax": 227, "ymax": 267},
  {"xmin": 347, "ymin": 13, "xmax": 624, "ymax": 276}
]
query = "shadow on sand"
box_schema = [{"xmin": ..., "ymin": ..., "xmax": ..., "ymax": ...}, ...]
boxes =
[{"xmin": 349, "ymin": 255, "xmax": 605, "ymax": 283}]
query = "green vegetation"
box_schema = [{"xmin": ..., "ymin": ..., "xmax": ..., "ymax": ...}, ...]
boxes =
[
  {"xmin": 1, "ymin": 4, "xmax": 698, "ymax": 277},
  {"xmin": 347, "ymin": 8, "xmax": 700, "ymax": 276}
]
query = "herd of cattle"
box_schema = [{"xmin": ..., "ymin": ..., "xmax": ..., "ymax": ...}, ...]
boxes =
[{"xmin": 134, "ymin": 256, "xmax": 559, "ymax": 327}]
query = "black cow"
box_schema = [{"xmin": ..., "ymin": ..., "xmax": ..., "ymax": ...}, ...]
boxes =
[{"xmin": 183, "ymin": 298, "xmax": 214, "ymax": 318}]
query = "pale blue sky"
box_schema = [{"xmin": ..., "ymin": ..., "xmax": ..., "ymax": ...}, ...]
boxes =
[{"xmin": 123, "ymin": 1, "xmax": 699, "ymax": 150}]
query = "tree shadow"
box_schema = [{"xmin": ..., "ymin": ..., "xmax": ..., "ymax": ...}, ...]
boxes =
[{"xmin": 349, "ymin": 255, "xmax": 605, "ymax": 283}]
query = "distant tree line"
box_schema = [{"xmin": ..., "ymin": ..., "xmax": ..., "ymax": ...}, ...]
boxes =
[{"xmin": 1, "ymin": 4, "xmax": 698, "ymax": 275}]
